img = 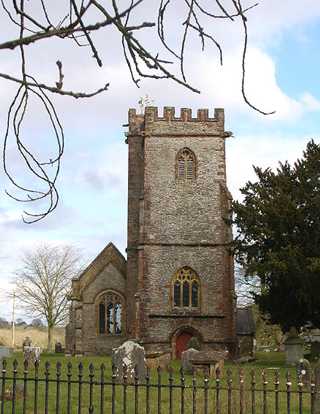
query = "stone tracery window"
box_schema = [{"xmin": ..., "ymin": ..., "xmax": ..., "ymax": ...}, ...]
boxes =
[
  {"xmin": 172, "ymin": 267, "xmax": 200, "ymax": 308},
  {"xmin": 176, "ymin": 148, "xmax": 196, "ymax": 181},
  {"xmin": 98, "ymin": 291, "xmax": 123, "ymax": 335}
]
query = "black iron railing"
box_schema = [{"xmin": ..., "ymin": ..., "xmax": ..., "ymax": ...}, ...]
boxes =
[{"xmin": 0, "ymin": 359, "xmax": 318, "ymax": 413}]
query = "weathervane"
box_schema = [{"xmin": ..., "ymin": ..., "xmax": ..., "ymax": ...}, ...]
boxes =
[{"xmin": 138, "ymin": 94, "xmax": 154, "ymax": 114}]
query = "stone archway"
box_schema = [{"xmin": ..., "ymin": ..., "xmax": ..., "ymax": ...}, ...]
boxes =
[{"xmin": 171, "ymin": 326, "xmax": 202, "ymax": 359}]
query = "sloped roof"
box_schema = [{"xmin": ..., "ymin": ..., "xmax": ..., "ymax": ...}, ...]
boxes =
[
  {"xmin": 71, "ymin": 242, "xmax": 126, "ymax": 300},
  {"xmin": 236, "ymin": 307, "xmax": 256, "ymax": 335}
]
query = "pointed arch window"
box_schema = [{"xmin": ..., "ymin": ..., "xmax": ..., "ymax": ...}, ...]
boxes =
[
  {"xmin": 176, "ymin": 148, "xmax": 196, "ymax": 181},
  {"xmin": 97, "ymin": 291, "xmax": 124, "ymax": 335},
  {"xmin": 172, "ymin": 267, "xmax": 200, "ymax": 308}
]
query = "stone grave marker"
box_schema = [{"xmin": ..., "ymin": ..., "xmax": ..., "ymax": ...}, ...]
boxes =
[
  {"xmin": 181, "ymin": 348, "xmax": 200, "ymax": 374},
  {"xmin": 112, "ymin": 340, "xmax": 146, "ymax": 382},
  {"xmin": 284, "ymin": 328, "xmax": 304, "ymax": 365}
]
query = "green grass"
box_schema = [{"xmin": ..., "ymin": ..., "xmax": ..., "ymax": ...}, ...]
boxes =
[{"xmin": 0, "ymin": 352, "xmax": 315, "ymax": 413}]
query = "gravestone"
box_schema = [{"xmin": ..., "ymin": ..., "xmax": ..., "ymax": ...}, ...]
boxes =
[
  {"xmin": 189, "ymin": 349, "xmax": 228, "ymax": 377},
  {"xmin": 310, "ymin": 329, "xmax": 320, "ymax": 360},
  {"xmin": 112, "ymin": 340, "xmax": 146, "ymax": 382},
  {"xmin": 146, "ymin": 351, "xmax": 171, "ymax": 370},
  {"xmin": 0, "ymin": 346, "xmax": 12, "ymax": 360},
  {"xmin": 24, "ymin": 346, "xmax": 41, "ymax": 365},
  {"xmin": 284, "ymin": 329, "xmax": 304, "ymax": 365},
  {"xmin": 55, "ymin": 342, "xmax": 63, "ymax": 353},
  {"xmin": 181, "ymin": 348, "xmax": 199, "ymax": 374},
  {"xmin": 187, "ymin": 337, "xmax": 201, "ymax": 351}
]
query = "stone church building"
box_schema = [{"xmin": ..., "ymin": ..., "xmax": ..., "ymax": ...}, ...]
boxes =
[{"xmin": 66, "ymin": 106, "xmax": 236, "ymax": 358}]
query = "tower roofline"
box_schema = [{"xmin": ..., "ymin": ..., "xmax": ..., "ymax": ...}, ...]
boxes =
[
  {"xmin": 129, "ymin": 106, "xmax": 224, "ymax": 123},
  {"xmin": 127, "ymin": 106, "xmax": 231, "ymax": 137}
]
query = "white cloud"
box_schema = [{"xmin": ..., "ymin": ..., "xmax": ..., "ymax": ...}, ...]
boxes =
[
  {"xmin": 226, "ymin": 133, "xmax": 320, "ymax": 201},
  {"xmin": 247, "ymin": 1, "xmax": 320, "ymax": 44},
  {"xmin": 300, "ymin": 92, "xmax": 320, "ymax": 112}
]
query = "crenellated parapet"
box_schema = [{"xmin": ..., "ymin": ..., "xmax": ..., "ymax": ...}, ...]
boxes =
[{"xmin": 128, "ymin": 106, "xmax": 228, "ymax": 137}]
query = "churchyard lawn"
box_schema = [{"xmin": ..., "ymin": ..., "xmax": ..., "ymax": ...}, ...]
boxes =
[{"xmin": 0, "ymin": 352, "xmax": 312, "ymax": 413}]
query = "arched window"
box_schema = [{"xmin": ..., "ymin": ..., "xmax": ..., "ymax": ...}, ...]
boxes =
[
  {"xmin": 176, "ymin": 148, "xmax": 196, "ymax": 181},
  {"xmin": 172, "ymin": 267, "xmax": 200, "ymax": 308},
  {"xmin": 97, "ymin": 291, "xmax": 124, "ymax": 335}
]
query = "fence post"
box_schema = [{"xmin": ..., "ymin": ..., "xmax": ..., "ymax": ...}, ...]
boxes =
[
  {"xmin": 215, "ymin": 366, "xmax": 221, "ymax": 414},
  {"xmin": 67, "ymin": 362, "xmax": 72, "ymax": 414},
  {"xmin": 111, "ymin": 364, "xmax": 116, "ymax": 414},
  {"xmin": 168, "ymin": 367, "xmax": 173, "ymax": 414},
  {"xmin": 100, "ymin": 363, "xmax": 105, "ymax": 414},
  {"xmin": 22, "ymin": 359, "xmax": 28, "ymax": 414},
  {"xmin": 44, "ymin": 361, "xmax": 50, "ymax": 414},
  {"xmin": 11, "ymin": 359, "xmax": 18, "ymax": 414},
  {"xmin": 56, "ymin": 361, "xmax": 62, "ymax": 414},
  {"xmin": 134, "ymin": 365, "xmax": 139, "ymax": 414},
  {"xmin": 314, "ymin": 362, "xmax": 320, "ymax": 414},
  {"xmin": 180, "ymin": 367, "xmax": 185, "ymax": 414},
  {"xmin": 239, "ymin": 369, "xmax": 244, "ymax": 414},
  {"xmin": 88, "ymin": 363, "xmax": 94, "ymax": 414},
  {"xmin": 250, "ymin": 369, "xmax": 256, "ymax": 414},
  {"xmin": 192, "ymin": 368, "xmax": 197, "ymax": 414},
  {"xmin": 227, "ymin": 368, "xmax": 232, "ymax": 414}
]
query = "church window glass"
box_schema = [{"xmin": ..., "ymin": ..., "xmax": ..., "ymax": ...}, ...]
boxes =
[
  {"xmin": 98, "ymin": 303, "xmax": 105, "ymax": 334},
  {"xmin": 114, "ymin": 303, "xmax": 122, "ymax": 334},
  {"xmin": 97, "ymin": 292, "xmax": 124, "ymax": 335},
  {"xmin": 172, "ymin": 267, "xmax": 200, "ymax": 308},
  {"xmin": 174, "ymin": 281, "xmax": 181, "ymax": 306},
  {"xmin": 107, "ymin": 303, "xmax": 114, "ymax": 334},
  {"xmin": 191, "ymin": 281, "xmax": 199, "ymax": 307},
  {"xmin": 176, "ymin": 148, "xmax": 196, "ymax": 181},
  {"xmin": 183, "ymin": 282, "xmax": 190, "ymax": 307}
]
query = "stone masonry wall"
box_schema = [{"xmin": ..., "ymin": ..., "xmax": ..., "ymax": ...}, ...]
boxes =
[
  {"xmin": 126, "ymin": 111, "xmax": 145, "ymax": 338},
  {"xmin": 127, "ymin": 106, "xmax": 236, "ymax": 356}
]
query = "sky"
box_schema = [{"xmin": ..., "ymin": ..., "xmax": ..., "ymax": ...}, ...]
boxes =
[{"xmin": 1, "ymin": 0, "xmax": 320, "ymax": 320}]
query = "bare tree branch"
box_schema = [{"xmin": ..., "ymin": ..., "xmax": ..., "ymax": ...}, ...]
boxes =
[
  {"xmin": 14, "ymin": 244, "xmax": 84, "ymax": 350},
  {"xmin": 0, "ymin": 0, "xmax": 272, "ymax": 222}
]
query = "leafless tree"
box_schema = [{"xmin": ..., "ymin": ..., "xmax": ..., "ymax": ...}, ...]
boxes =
[
  {"xmin": 14, "ymin": 244, "xmax": 83, "ymax": 350},
  {"xmin": 1, "ymin": 0, "xmax": 272, "ymax": 222}
]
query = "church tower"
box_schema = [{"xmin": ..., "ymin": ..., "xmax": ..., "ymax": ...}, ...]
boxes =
[{"xmin": 126, "ymin": 106, "xmax": 236, "ymax": 357}]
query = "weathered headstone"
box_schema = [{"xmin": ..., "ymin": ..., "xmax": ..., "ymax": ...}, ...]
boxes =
[
  {"xmin": 0, "ymin": 346, "xmax": 12, "ymax": 360},
  {"xmin": 189, "ymin": 349, "xmax": 228, "ymax": 377},
  {"xmin": 284, "ymin": 328, "xmax": 304, "ymax": 365},
  {"xmin": 146, "ymin": 351, "xmax": 171, "ymax": 370},
  {"xmin": 23, "ymin": 346, "xmax": 41, "ymax": 365},
  {"xmin": 310, "ymin": 329, "xmax": 320, "ymax": 361},
  {"xmin": 112, "ymin": 340, "xmax": 146, "ymax": 382},
  {"xmin": 181, "ymin": 348, "xmax": 200, "ymax": 374},
  {"xmin": 186, "ymin": 337, "xmax": 201, "ymax": 351},
  {"xmin": 55, "ymin": 342, "xmax": 63, "ymax": 353}
]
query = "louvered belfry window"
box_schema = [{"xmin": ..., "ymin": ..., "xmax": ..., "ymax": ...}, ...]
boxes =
[
  {"xmin": 176, "ymin": 148, "xmax": 196, "ymax": 181},
  {"xmin": 172, "ymin": 267, "xmax": 200, "ymax": 308}
]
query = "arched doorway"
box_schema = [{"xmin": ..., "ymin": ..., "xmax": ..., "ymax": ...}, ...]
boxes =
[
  {"xmin": 176, "ymin": 331, "xmax": 193, "ymax": 359},
  {"xmin": 172, "ymin": 327, "xmax": 202, "ymax": 359}
]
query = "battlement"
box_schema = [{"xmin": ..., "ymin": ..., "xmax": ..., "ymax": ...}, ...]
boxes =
[
  {"xmin": 129, "ymin": 106, "xmax": 224, "ymax": 123},
  {"xmin": 127, "ymin": 106, "xmax": 227, "ymax": 137}
]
